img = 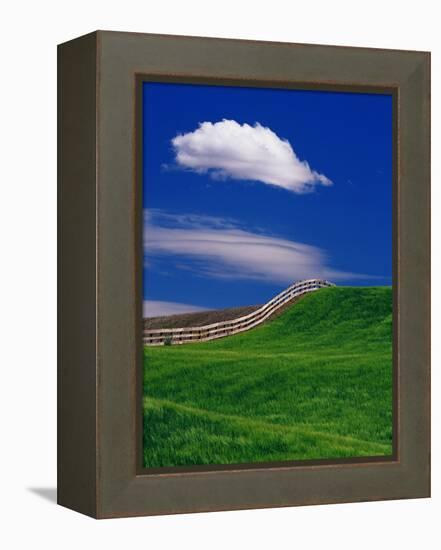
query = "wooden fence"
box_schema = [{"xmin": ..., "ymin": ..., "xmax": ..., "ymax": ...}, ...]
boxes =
[{"xmin": 143, "ymin": 278, "xmax": 334, "ymax": 346}]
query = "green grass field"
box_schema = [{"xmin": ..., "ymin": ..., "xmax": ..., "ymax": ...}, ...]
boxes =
[{"xmin": 143, "ymin": 286, "xmax": 393, "ymax": 467}]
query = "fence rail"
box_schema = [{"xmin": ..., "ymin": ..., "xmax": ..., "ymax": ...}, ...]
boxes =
[{"xmin": 143, "ymin": 279, "xmax": 334, "ymax": 346}]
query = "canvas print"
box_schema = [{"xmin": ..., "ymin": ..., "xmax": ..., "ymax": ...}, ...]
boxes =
[{"xmin": 141, "ymin": 81, "xmax": 393, "ymax": 468}]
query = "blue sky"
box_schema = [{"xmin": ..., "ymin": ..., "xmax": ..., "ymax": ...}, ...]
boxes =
[{"xmin": 142, "ymin": 82, "xmax": 392, "ymax": 317}]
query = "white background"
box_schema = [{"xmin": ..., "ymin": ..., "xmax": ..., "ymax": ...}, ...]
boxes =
[{"xmin": 0, "ymin": 0, "xmax": 439, "ymax": 548}]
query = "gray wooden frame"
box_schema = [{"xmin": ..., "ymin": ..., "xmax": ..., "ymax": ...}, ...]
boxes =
[{"xmin": 58, "ymin": 30, "xmax": 430, "ymax": 519}]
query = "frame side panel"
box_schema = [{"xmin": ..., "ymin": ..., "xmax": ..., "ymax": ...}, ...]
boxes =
[{"xmin": 57, "ymin": 32, "xmax": 98, "ymax": 518}]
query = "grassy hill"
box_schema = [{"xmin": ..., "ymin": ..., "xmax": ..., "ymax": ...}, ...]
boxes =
[{"xmin": 143, "ymin": 286, "xmax": 393, "ymax": 468}]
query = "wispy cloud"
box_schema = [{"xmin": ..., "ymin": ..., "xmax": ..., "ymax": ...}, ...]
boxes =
[
  {"xmin": 171, "ymin": 119, "xmax": 332, "ymax": 194},
  {"xmin": 144, "ymin": 210, "xmax": 371, "ymax": 284},
  {"xmin": 143, "ymin": 300, "xmax": 207, "ymax": 318}
]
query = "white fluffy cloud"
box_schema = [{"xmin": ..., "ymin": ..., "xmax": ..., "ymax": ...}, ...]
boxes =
[
  {"xmin": 144, "ymin": 211, "xmax": 366, "ymax": 284},
  {"xmin": 143, "ymin": 300, "xmax": 207, "ymax": 318},
  {"xmin": 171, "ymin": 119, "xmax": 332, "ymax": 193}
]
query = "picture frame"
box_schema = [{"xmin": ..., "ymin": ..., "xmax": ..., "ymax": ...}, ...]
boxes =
[{"xmin": 58, "ymin": 30, "xmax": 430, "ymax": 518}]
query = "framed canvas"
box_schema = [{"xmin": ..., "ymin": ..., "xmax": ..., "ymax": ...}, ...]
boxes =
[{"xmin": 58, "ymin": 31, "xmax": 430, "ymax": 518}]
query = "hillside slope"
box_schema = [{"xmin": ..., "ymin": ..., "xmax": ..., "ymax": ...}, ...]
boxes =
[{"xmin": 143, "ymin": 287, "xmax": 393, "ymax": 468}]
